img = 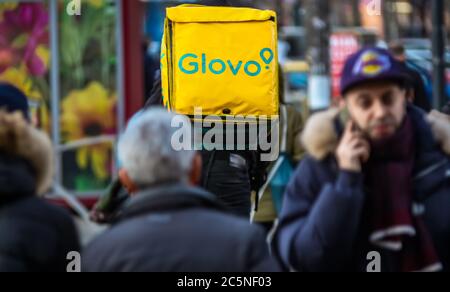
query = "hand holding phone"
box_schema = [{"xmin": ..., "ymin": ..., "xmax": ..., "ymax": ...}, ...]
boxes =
[{"xmin": 336, "ymin": 120, "xmax": 371, "ymax": 172}]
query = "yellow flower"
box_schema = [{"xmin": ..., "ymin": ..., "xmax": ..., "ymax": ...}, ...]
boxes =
[
  {"xmin": 36, "ymin": 104, "xmax": 51, "ymax": 135},
  {"xmin": 85, "ymin": 0, "xmax": 104, "ymax": 8},
  {"xmin": 0, "ymin": 3, "xmax": 18, "ymax": 10},
  {"xmin": 0, "ymin": 66, "xmax": 42, "ymax": 101},
  {"xmin": 35, "ymin": 45, "xmax": 50, "ymax": 70},
  {"xmin": 61, "ymin": 82, "xmax": 116, "ymax": 180}
]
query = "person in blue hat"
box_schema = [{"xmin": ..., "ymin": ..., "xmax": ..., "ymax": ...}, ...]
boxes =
[
  {"xmin": 0, "ymin": 82, "xmax": 30, "ymax": 122},
  {"xmin": 273, "ymin": 47, "xmax": 450, "ymax": 272}
]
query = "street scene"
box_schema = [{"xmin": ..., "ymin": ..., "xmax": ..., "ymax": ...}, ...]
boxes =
[{"xmin": 0, "ymin": 0, "xmax": 450, "ymax": 273}]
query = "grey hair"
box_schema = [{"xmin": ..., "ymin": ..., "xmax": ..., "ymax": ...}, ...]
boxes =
[{"xmin": 118, "ymin": 108, "xmax": 195, "ymax": 187}]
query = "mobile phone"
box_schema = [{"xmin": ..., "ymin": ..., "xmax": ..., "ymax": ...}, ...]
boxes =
[
  {"xmin": 338, "ymin": 107, "xmax": 350, "ymax": 128},
  {"xmin": 338, "ymin": 107, "xmax": 363, "ymax": 134}
]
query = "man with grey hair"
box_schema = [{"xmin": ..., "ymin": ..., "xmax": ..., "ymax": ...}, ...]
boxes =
[
  {"xmin": 82, "ymin": 108, "xmax": 279, "ymax": 272},
  {"xmin": 117, "ymin": 109, "xmax": 197, "ymax": 190}
]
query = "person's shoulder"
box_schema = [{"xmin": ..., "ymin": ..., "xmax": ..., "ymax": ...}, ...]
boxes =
[
  {"xmin": 286, "ymin": 154, "xmax": 337, "ymax": 198},
  {"xmin": 32, "ymin": 197, "xmax": 74, "ymax": 220},
  {"xmin": 82, "ymin": 211, "xmax": 233, "ymax": 267},
  {"xmin": 295, "ymin": 154, "xmax": 334, "ymax": 176},
  {"xmin": 10, "ymin": 197, "xmax": 75, "ymax": 230},
  {"xmin": 202, "ymin": 211, "xmax": 268, "ymax": 248},
  {"xmin": 81, "ymin": 221, "xmax": 138, "ymax": 267},
  {"xmin": 0, "ymin": 197, "xmax": 77, "ymax": 253},
  {"xmin": 194, "ymin": 208, "xmax": 251, "ymax": 227},
  {"xmin": 187, "ymin": 208, "xmax": 264, "ymax": 238}
]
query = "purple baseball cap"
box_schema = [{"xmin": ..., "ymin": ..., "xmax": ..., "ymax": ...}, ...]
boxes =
[{"xmin": 340, "ymin": 47, "xmax": 408, "ymax": 96}]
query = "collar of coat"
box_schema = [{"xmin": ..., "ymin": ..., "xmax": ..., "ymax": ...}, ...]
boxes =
[
  {"xmin": 115, "ymin": 183, "xmax": 228, "ymax": 222},
  {"xmin": 301, "ymin": 105, "xmax": 450, "ymax": 160},
  {"xmin": 0, "ymin": 111, "xmax": 53, "ymax": 197}
]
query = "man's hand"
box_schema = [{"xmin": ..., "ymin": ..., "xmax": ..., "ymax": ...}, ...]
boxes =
[{"xmin": 336, "ymin": 121, "xmax": 370, "ymax": 172}]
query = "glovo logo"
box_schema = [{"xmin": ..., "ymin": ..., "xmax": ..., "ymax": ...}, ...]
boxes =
[{"xmin": 178, "ymin": 48, "xmax": 274, "ymax": 77}]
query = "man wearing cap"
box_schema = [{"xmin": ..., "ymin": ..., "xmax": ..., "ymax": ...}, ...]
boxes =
[{"xmin": 273, "ymin": 48, "xmax": 450, "ymax": 272}]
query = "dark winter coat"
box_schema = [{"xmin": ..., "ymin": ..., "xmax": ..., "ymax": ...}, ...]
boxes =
[
  {"xmin": 0, "ymin": 112, "xmax": 80, "ymax": 272},
  {"xmin": 83, "ymin": 183, "xmax": 280, "ymax": 272},
  {"xmin": 274, "ymin": 106, "xmax": 450, "ymax": 272}
]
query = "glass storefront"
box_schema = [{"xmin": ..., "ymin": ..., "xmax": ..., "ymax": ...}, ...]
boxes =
[{"xmin": 0, "ymin": 0, "xmax": 122, "ymax": 196}]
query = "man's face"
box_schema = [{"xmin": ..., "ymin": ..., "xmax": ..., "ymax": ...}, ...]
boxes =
[{"xmin": 344, "ymin": 81, "xmax": 407, "ymax": 141}]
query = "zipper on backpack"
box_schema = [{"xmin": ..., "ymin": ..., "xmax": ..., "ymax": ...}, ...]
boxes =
[{"xmin": 166, "ymin": 20, "xmax": 174, "ymax": 109}]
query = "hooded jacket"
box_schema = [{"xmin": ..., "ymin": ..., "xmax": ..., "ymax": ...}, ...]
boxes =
[
  {"xmin": 274, "ymin": 105, "xmax": 450, "ymax": 272},
  {"xmin": 0, "ymin": 111, "xmax": 80, "ymax": 272}
]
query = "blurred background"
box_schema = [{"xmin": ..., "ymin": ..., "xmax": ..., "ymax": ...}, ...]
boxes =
[{"xmin": 0, "ymin": 0, "xmax": 448, "ymax": 215}]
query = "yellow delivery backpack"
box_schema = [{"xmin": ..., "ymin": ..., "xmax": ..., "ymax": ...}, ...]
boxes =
[{"xmin": 161, "ymin": 5, "xmax": 279, "ymax": 123}]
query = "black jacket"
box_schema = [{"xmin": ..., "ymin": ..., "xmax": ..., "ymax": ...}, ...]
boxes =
[
  {"xmin": 0, "ymin": 155, "xmax": 80, "ymax": 272},
  {"xmin": 83, "ymin": 184, "xmax": 280, "ymax": 272}
]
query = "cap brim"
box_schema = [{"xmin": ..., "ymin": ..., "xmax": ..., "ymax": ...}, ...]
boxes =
[{"xmin": 341, "ymin": 72, "xmax": 409, "ymax": 96}]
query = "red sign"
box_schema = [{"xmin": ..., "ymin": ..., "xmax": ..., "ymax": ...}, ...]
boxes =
[{"xmin": 330, "ymin": 33, "xmax": 360, "ymax": 98}]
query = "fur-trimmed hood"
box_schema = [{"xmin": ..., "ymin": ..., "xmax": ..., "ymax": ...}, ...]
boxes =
[
  {"xmin": 301, "ymin": 106, "xmax": 450, "ymax": 160},
  {"xmin": 0, "ymin": 111, "xmax": 53, "ymax": 196}
]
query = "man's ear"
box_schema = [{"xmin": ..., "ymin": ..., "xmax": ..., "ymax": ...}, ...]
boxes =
[
  {"xmin": 189, "ymin": 152, "xmax": 202, "ymax": 186},
  {"xmin": 118, "ymin": 168, "xmax": 138, "ymax": 195}
]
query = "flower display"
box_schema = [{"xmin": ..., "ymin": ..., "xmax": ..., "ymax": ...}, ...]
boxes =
[
  {"xmin": 0, "ymin": 3, "xmax": 49, "ymax": 76},
  {"xmin": 0, "ymin": 3, "xmax": 18, "ymax": 21},
  {"xmin": 0, "ymin": 66, "xmax": 42, "ymax": 101},
  {"xmin": 61, "ymin": 82, "xmax": 116, "ymax": 180},
  {"xmin": 1, "ymin": 1, "xmax": 118, "ymax": 190}
]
